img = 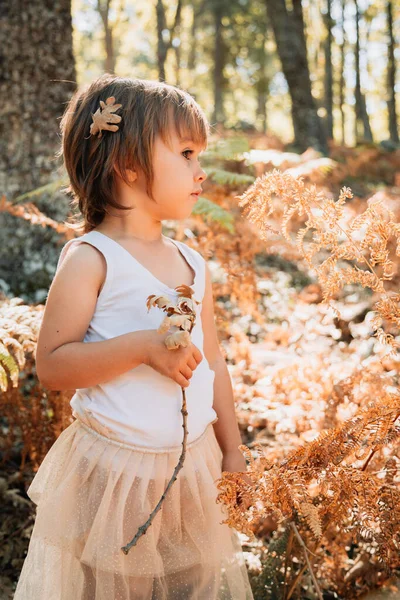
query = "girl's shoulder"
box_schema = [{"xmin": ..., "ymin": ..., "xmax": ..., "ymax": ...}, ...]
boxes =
[
  {"xmin": 55, "ymin": 233, "xmax": 112, "ymax": 301},
  {"xmin": 55, "ymin": 232, "xmax": 108, "ymax": 273},
  {"xmin": 170, "ymin": 238, "xmax": 206, "ymax": 266}
]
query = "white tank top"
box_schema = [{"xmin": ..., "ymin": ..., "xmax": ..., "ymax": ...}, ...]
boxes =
[{"xmin": 55, "ymin": 231, "xmax": 218, "ymax": 450}]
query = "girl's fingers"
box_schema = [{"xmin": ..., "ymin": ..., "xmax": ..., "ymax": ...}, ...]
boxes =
[
  {"xmin": 181, "ymin": 365, "xmax": 193, "ymax": 380},
  {"xmin": 187, "ymin": 357, "xmax": 198, "ymax": 371},
  {"xmin": 176, "ymin": 374, "xmax": 190, "ymax": 388},
  {"xmin": 191, "ymin": 346, "xmax": 203, "ymax": 364}
]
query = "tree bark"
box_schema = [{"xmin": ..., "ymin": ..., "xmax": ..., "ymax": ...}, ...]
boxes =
[
  {"xmin": 0, "ymin": 0, "xmax": 76, "ymax": 197},
  {"xmin": 255, "ymin": 23, "xmax": 269, "ymax": 134},
  {"xmin": 324, "ymin": 0, "xmax": 333, "ymax": 139},
  {"xmin": 173, "ymin": 12, "xmax": 182, "ymax": 86},
  {"xmin": 188, "ymin": 7, "xmax": 197, "ymax": 74},
  {"xmin": 0, "ymin": 0, "xmax": 76, "ymax": 302},
  {"xmin": 354, "ymin": 0, "xmax": 373, "ymax": 143},
  {"xmin": 97, "ymin": 0, "xmax": 116, "ymax": 74},
  {"xmin": 387, "ymin": 0, "xmax": 399, "ymax": 143},
  {"xmin": 339, "ymin": 0, "xmax": 346, "ymax": 145},
  {"xmin": 188, "ymin": 1, "xmax": 207, "ymax": 87},
  {"xmin": 256, "ymin": 86, "xmax": 268, "ymax": 135},
  {"xmin": 265, "ymin": 0, "xmax": 328, "ymax": 154},
  {"xmin": 156, "ymin": 0, "xmax": 182, "ymax": 83},
  {"xmin": 212, "ymin": 0, "xmax": 227, "ymax": 125}
]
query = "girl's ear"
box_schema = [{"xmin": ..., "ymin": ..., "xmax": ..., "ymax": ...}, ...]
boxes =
[{"xmin": 114, "ymin": 165, "xmax": 138, "ymax": 183}]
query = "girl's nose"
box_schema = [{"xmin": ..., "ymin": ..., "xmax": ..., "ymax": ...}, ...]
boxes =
[{"xmin": 196, "ymin": 167, "xmax": 207, "ymax": 182}]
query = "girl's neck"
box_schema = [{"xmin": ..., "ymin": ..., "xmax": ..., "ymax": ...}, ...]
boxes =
[{"xmin": 95, "ymin": 218, "xmax": 163, "ymax": 245}]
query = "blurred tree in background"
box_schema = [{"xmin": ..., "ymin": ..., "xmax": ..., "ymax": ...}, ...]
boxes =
[
  {"xmin": 0, "ymin": 0, "xmax": 76, "ymax": 198},
  {"xmin": 70, "ymin": 0, "xmax": 399, "ymax": 149}
]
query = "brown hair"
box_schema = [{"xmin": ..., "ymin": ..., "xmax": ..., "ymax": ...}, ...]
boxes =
[{"xmin": 58, "ymin": 73, "xmax": 210, "ymax": 234}]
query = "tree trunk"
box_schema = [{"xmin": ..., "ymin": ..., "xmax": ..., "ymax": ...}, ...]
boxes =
[
  {"xmin": 188, "ymin": 1, "xmax": 206, "ymax": 88},
  {"xmin": 156, "ymin": 0, "xmax": 168, "ymax": 81},
  {"xmin": 354, "ymin": 0, "xmax": 373, "ymax": 143},
  {"xmin": 188, "ymin": 7, "xmax": 197, "ymax": 74},
  {"xmin": 0, "ymin": 0, "xmax": 76, "ymax": 197},
  {"xmin": 174, "ymin": 13, "xmax": 182, "ymax": 86},
  {"xmin": 255, "ymin": 24, "xmax": 269, "ymax": 134},
  {"xmin": 0, "ymin": 0, "xmax": 76, "ymax": 302},
  {"xmin": 324, "ymin": 0, "xmax": 333, "ymax": 139},
  {"xmin": 97, "ymin": 0, "xmax": 116, "ymax": 74},
  {"xmin": 265, "ymin": 0, "xmax": 328, "ymax": 154},
  {"xmin": 212, "ymin": 0, "xmax": 227, "ymax": 125},
  {"xmin": 156, "ymin": 0, "xmax": 182, "ymax": 83},
  {"xmin": 339, "ymin": 0, "xmax": 346, "ymax": 145},
  {"xmin": 387, "ymin": 0, "xmax": 399, "ymax": 143},
  {"xmin": 256, "ymin": 88, "xmax": 268, "ymax": 134}
]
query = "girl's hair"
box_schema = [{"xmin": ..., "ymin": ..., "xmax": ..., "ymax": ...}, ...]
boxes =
[{"xmin": 58, "ymin": 74, "xmax": 210, "ymax": 234}]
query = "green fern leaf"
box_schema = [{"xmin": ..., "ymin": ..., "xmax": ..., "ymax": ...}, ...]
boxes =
[
  {"xmin": 205, "ymin": 135, "xmax": 250, "ymax": 160},
  {"xmin": 191, "ymin": 197, "xmax": 235, "ymax": 233},
  {"xmin": 13, "ymin": 177, "xmax": 68, "ymax": 204},
  {"xmin": 205, "ymin": 168, "xmax": 254, "ymax": 186}
]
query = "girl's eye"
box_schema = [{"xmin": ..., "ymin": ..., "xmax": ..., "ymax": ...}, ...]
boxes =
[{"xmin": 182, "ymin": 150, "xmax": 193, "ymax": 160}]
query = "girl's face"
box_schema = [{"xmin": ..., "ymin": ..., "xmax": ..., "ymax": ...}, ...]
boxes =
[
  {"xmin": 151, "ymin": 125, "xmax": 208, "ymax": 219},
  {"xmin": 125, "ymin": 124, "xmax": 208, "ymax": 221}
]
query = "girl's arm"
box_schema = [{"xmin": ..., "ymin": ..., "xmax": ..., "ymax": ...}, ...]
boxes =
[
  {"xmin": 202, "ymin": 263, "xmax": 245, "ymax": 459},
  {"xmin": 36, "ymin": 243, "xmax": 149, "ymax": 390}
]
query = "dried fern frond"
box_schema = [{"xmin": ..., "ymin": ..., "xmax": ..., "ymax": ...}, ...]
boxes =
[
  {"xmin": 216, "ymin": 393, "xmax": 400, "ymax": 571},
  {"xmin": 0, "ymin": 298, "xmax": 42, "ymax": 392},
  {"xmin": 0, "ymin": 194, "xmax": 74, "ymax": 237},
  {"xmin": 236, "ymin": 170, "xmax": 400, "ymax": 354}
]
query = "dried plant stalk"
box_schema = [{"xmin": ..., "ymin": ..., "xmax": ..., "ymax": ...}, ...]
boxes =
[{"xmin": 121, "ymin": 284, "xmax": 200, "ymax": 555}]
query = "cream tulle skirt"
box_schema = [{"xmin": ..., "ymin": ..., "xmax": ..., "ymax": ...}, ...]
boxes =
[{"xmin": 14, "ymin": 417, "xmax": 254, "ymax": 599}]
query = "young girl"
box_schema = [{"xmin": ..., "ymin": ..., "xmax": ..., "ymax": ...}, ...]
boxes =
[{"xmin": 14, "ymin": 74, "xmax": 254, "ymax": 600}]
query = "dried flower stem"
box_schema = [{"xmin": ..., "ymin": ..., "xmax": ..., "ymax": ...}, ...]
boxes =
[
  {"xmin": 121, "ymin": 285, "xmax": 199, "ymax": 555},
  {"xmin": 121, "ymin": 390, "xmax": 189, "ymax": 554},
  {"xmin": 282, "ymin": 527, "xmax": 295, "ymax": 597},
  {"xmin": 286, "ymin": 563, "xmax": 308, "ymax": 600},
  {"xmin": 290, "ymin": 522, "xmax": 324, "ymax": 600}
]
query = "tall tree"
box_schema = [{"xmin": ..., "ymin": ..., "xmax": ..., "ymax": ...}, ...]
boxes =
[
  {"xmin": 211, "ymin": 0, "xmax": 228, "ymax": 125},
  {"xmin": 0, "ymin": 0, "xmax": 76, "ymax": 300},
  {"xmin": 96, "ymin": 0, "xmax": 125, "ymax": 74},
  {"xmin": 156, "ymin": 0, "xmax": 183, "ymax": 82},
  {"xmin": 339, "ymin": 0, "xmax": 346, "ymax": 145},
  {"xmin": 209, "ymin": 0, "xmax": 272, "ymax": 130},
  {"xmin": 324, "ymin": 0, "xmax": 334, "ymax": 139},
  {"xmin": 265, "ymin": 0, "xmax": 328, "ymax": 154},
  {"xmin": 354, "ymin": 0, "xmax": 373, "ymax": 143},
  {"xmin": 188, "ymin": 6, "xmax": 198, "ymax": 76},
  {"xmin": 173, "ymin": 13, "xmax": 183, "ymax": 86},
  {"xmin": 187, "ymin": 0, "xmax": 208, "ymax": 91},
  {"xmin": 0, "ymin": 0, "xmax": 76, "ymax": 197},
  {"xmin": 254, "ymin": 25, "xmax": 270, "ymax": 134},
  {"xmin": 386, "ymin": 0, "xmax": 399, "ymax": 143}
]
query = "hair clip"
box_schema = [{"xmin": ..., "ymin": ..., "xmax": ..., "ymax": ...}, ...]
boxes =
[{"xmin": 89, "ymin": 96, "xmax": 123, "ymax": 138}]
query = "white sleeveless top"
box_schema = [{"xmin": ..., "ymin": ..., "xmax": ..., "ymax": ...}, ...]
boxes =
[{"xmin": 55, "ymin": 231, "xmax": 218, "ymax": 450}]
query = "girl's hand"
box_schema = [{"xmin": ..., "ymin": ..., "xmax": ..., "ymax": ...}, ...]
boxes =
[
  {"xmin": 143, "ymin": 329, "xmax": 203, "ymax": 388},
  {"xmin": 221, "ymin": 449, "xmax": 253, "ymax": 510}
]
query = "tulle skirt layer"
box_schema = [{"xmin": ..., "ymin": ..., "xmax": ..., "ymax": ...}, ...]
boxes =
[{"xmin": 14, "ymin": 418, "xmax": 254, "ymax": 599}]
